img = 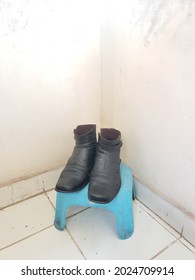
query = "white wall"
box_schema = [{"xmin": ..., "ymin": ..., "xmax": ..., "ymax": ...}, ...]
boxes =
[
  {"xmin": 1, "ymin": 0, "xmax": 195, "ymax": 224},
  {"xmin": 0, "ymin": 0, "xmax": 101, "ymax": 187},
  {"xmin": 101, "ymin": 0, "xmax": 195, "ymax": 216}
]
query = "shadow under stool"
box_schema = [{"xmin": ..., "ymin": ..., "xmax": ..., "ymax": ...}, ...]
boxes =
[{"xmin": 54, "ymin": 162, "xmax": 134, "ymax": 239}]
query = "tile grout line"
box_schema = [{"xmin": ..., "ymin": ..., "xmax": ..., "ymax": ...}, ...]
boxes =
[
  {"xmin": 44, "ymin": 190, "xmax": 88, "ymax": 259},
  {"xmin": 179, "ymin": 238, "xmax": 195, "ymax": 254},
  {"xmin": 44, "ymin": 191, "xmax": 55, "ymax": 210},
  {"xmin": 44, "ymin": 190, "xmax": 91, "ymax": 219},
  {"xmin": 0, "ymin": 225, "xmax": 53, "ymax": 252},
  {"xmin": 0, "ymin": 190, "xmax": 47, "ymax": 211},
  {"xmin": 150, "ymin": 237, "xmax": 180, "ymax": 260},
  {"xmin": 67, "ymin": 208, "xmax": 90, "ymax": 219},
  {"xmin": 66, "ymin": 228, "xmax": 87, "ymax": 260}
]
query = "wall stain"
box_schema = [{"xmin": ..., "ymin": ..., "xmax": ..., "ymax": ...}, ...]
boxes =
[
  {"xmin": 127, "ymin": 0, "xmax": 195, "ymax": 45},
  {"xmin": 0, "ymin": 0, "xmax": 29, "ymax": 36}
]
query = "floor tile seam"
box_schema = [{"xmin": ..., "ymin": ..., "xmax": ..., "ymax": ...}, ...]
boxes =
[
  {"xmin": 67, "ymin": 207, "xmax": 90, "ymax": 219},
  {"xmin": 66, "ymin": 228, "xmax": 87, "ymax": 260},
  {"xmin": 44, "ymin": 190, "xmax": 90, "ymax": 219},
  {"xmin": 44, "ymin": 191, "xmax": 55, "ymax": 210},
  {"xmin": 178, "ymin": 238, "xmax": 195, "ymax": 255},
  {"xmin": 150, "ymin": 237, "xmax": 180, "ymax": 260},
  {"xmin": 135, "ymin": 199, "xmax": 180, "ymax": 238},
  {"xmin": 0, "ymin": 191, "xmax": 46, "ymax": 212},
  {"xmin": 0, "ymin": 225, "xmax": 54, "ymax": 253}
]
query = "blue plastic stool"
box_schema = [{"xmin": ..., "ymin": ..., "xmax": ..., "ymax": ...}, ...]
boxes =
[{"xmin": 54, "ymin": 162, "xmax": 134, "ymax": 239}]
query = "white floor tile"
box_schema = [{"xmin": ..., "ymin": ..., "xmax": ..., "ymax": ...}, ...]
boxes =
[
  {"xmin": 154, "ymin": 240, "xmax": 195, "ymax": 260},
  {"xmin": 135, "ymin": 200, "xmax": 180, "ymax": 238},
  {"xmin": 66, "ymin": 203, "xmax": 177, "ymax": 259},
  {"xmin": 1, "ymin": 192, "xmax": 193, "ymax": 260},
  {"xmin": 0, "ymin": 226, "xmax": 84, "ymax": 260},
  {"xmin": 0, "ymin": 195, "xmax": 54, "ymax": 250},
  {"xmin": 46, "ymin": 189, "xmax": 88, "ymax": 218}
]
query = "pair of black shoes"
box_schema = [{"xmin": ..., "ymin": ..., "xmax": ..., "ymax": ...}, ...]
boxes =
[{"xmin": 55, "ymin": 124, "xmax": 122, "ymax": 204}]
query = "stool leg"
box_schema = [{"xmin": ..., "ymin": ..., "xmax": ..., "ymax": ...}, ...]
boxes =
[
  {"xmin": 115, "ymin": 196, "xmax": 134, "ymax": 239},
  {"xmin": 132, "ymin": 181, "xmax": 135, "ymax": 200},
  {"xmin": 54, "ymin": 192, "xmax": 67, "ymax": 231}
]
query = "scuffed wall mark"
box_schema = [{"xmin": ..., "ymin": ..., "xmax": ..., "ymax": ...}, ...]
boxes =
[
  {"xmin": 127, "ymin": 0, "xmax": 195, "ymax": 45},
  {"xmin": 181, "ymin": 225, "xmax": 184, "ymax": 235}
]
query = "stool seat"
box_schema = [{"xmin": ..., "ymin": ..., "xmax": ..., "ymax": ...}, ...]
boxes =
[{"xmin": 54, "ymin": 162, "xmax": 134, "ymax": 239}]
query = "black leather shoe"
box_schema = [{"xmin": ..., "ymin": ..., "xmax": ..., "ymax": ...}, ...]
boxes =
[
  {"xmin": 88, "ymin": 128, "xmax": 122, "ymax": 203},
  {"xmin": 55, "ymin": 124, "xmax": 96, "ymax": 192}
]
